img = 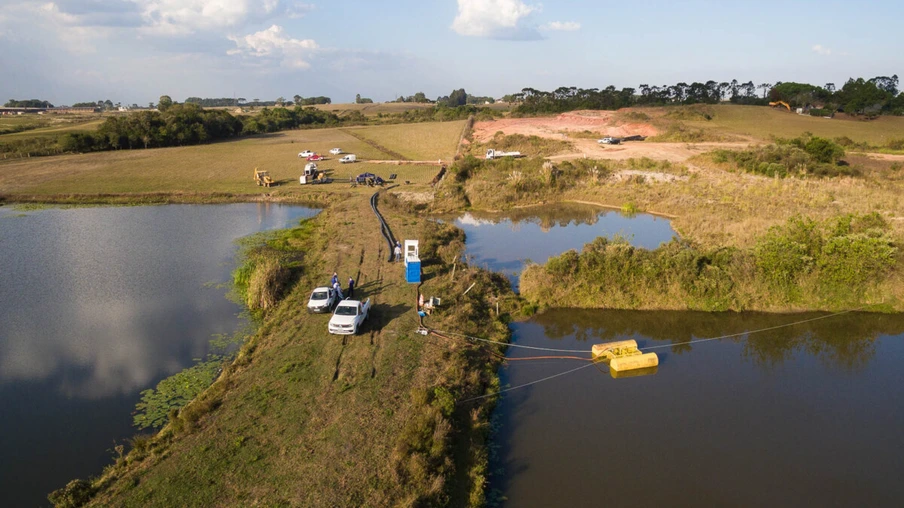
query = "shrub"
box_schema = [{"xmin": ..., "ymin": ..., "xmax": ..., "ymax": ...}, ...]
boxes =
[{"xmin": 48, "ymin": 479, "xmax": 96, "ymax": 508}]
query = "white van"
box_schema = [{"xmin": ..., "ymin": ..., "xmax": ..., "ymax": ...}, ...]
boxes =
[{"xmin": 339, "ymin": 154, "xmax": 357, "ymax": 163}]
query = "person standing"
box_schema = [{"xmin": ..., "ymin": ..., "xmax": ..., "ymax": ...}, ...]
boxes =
[
  {"xmin": 331, "ymin": 272, "xmax": 339, "ymax": 287},
  {"xmin": 333, "ymin": 280, "xmax": 344, "ymax": 300},
  {"xmin": 347, "ymin": 277, "xmax": 355, "ymax": 299},
  {"xmin": 394, "ymin": 242, "xmax": 402, "ymax": 262}
]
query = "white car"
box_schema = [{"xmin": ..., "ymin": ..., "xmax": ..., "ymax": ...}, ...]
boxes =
[
  {"xmin": 598, "ymin": 137, "xmax": 620, "ymax": 145},
  {"xmin": 329, "ymin": 148, "xmax": 343, "ymax": 155},
  {"xmin": 307, "ymin": 287, "xmax": 338, "ymax": 313},
  {"xmin": 298, "ymin": 150, "xmax": 315, "ymax": 158},
  {"xmin": 328, "ymin": 298, "xmax": 371, "ymax": 335},
  {"xmin": 339, "ymin": 154, "xmax": 357, "ymax": 163}
]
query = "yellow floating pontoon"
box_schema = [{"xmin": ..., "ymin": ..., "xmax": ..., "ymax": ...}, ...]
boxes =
[{"xmin": 592, "ymin": 340, "xmax": 659, "ymax": 374}]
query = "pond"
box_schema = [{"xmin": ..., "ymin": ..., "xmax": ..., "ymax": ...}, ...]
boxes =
[
  {"xmin": 0, "ymin": 203, "xmax": 318, "ymax": 507},
  {"xmin": 492, "ymin": 310, "xmax": 904, "ymax": 506},
  {"xmin": 448, "ymin": 203, "xmax": 676, "ymax": 287}
]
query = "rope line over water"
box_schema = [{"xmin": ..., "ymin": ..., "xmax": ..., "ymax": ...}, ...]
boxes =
[{"xmin": 449, "ymin": 304, "xmax": 882, "ymax": 404}]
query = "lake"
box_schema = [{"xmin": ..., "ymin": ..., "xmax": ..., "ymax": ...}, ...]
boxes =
[
  {"xmin": 493, "ymin": 310, "xmax": 904, "ymax": 507},
  {"xmin": 0, "ymin": 203, "xmax": 318, "ymax": 507},
  {"xmin": 448, "ymin": 202, "xmax": 676, "ymax": 287},
  {"xmin": 448, "ymin": 204, "xmax": 904, "ymax": 506}
]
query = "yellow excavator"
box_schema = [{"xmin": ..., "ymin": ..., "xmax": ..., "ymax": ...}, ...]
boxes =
[
  {"xmin": 253, "ymin": 168, "xmax": 274, "ymax": 187},
  {"xmin": 769, "ymin": 101, "xmax": 791, "ymax": 112}
]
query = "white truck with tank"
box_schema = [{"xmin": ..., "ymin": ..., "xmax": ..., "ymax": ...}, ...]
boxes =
[
  {"xmin": 485, "ymin": 148, "xmax": 523, "ymax": 159},
  {"xmin": 328, "ymin": 298, "xmax": 371, "ymax": 335}
]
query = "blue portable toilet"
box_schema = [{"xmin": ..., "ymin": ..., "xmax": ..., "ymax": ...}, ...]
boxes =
[{"xmin": 404, "ymin": 240, "xmax": 420, "ymax": 284}]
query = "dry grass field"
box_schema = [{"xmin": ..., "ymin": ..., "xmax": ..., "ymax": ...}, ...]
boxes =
[
  {"xmin": 668, "ymin": 105, "xmax": 904, "ymax": 145},
  {"xmin": 0, "ymin": 115, "xmax": 105, "ymax": 138},
  {"xmin": 0, "ymin": 124, "xmax": 459, "ymax": 198},
  {"xmin": 343, "ymin": 120, "xmax": 467, "ymax": 161}
]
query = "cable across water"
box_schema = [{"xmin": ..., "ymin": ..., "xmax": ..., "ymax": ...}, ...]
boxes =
[{"xmin": 440, "ymin": 304, "xmax": 881, "ymax": 403}]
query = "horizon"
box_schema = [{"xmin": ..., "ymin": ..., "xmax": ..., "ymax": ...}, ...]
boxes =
[{"xmin": 1, "ymin": 0, "xmax": 902, "ymax": 105}]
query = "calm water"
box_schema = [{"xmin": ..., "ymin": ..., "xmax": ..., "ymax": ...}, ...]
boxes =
[
  {"xmin": 0, "ymin": 203, "xmax": 318, "ymax": 507},
  {"xmin": 449, "ymin": 203, "xmax": 676, "ymax": 287},
  {"xmin": 494, "ymin": 310, "xmax": 904, "ymax": 507}
]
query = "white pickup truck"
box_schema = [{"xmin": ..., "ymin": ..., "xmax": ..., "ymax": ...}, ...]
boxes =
[
  {"xmin": 307, "ymin": 286, "xmax": 338, "ymax": 313},
  {"xmin": 328, "ymin": 298, "xmax": 371, "ymax": 335}
]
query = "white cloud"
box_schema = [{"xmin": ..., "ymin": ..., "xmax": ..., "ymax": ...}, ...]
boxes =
[
  {"xmin": 540, "ymin": 21, "xmax": 580, "ymax": 32},
  {"xmin": 135, "ymin": 0, "xmax": 312, "ymax": 35},
  {"xmin": 812, "ymin": 44, "xmax": 832, "ymax": 56},
  {"xmin": 228, "ymin": 24, "xmax": 318, "ymax": 69},
  {"xmin": 451, "ymin": 0, "xmax": 541, "ymax": 40}
]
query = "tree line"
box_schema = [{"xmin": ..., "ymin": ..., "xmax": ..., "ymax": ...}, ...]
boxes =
[
  {"xmin": 509, "ymin": 75, "xmax": 903, "ymax": 116},
  {"xmin": 392, "ymin": 89, "xmax": 495, "ymax": 106},
  {"xmin": 4, "ymin": 99, "xmax": 55, "ymax": 108}
]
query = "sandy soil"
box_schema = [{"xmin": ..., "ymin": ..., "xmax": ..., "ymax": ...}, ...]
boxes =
[
  {"xmin": 473, "ymin": 110, "xmax": 659, "ymax": 142},
  {"xmin": 550, "ymin": 138, "xmax": 753, "ymax": 164},
  {"xmin": 474, "ymin": 111, "xmax": 755, "ymax": 164}
]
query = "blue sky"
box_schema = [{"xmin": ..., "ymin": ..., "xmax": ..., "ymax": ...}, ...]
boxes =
[{"xmin": 0, "ymin": 0, "xmax": 900, "ymax": 105}]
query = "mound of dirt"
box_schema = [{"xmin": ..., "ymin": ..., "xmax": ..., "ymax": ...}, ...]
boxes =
[{"xmin": 472, "ymin": 110, "xmax": 659, "ymax": 143}]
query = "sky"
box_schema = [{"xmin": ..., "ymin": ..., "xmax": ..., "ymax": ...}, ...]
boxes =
[{"xmin": 0, "ymin": 0, "xmax": 901, "ymax": 105}]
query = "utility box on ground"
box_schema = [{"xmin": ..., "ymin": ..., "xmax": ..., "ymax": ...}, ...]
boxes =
[{"xmin": 404, "ymin": 240, "xmax": 420, "ymax": 284}]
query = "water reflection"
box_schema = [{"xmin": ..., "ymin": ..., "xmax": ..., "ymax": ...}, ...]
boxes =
[
  {"xmin": 530, "ymin": 309, "xmax": 904, "ymax": 372},
  {"xmin": 0, "ymin": 203, "xmax": 317, "ymax": 507},
  {"xmin": 449, "ymin": 203, "xmax": 676, "ymax": 286},
  {"xmin": 494, "ymin": 310, "xmax": 904, "ymax": 507}
]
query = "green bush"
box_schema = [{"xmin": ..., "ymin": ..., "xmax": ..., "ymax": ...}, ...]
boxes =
[
  {"xmin": 713, "ymin": 134, "xmax": 853, "ymax": 178},
  {"xmin": 754, "ymin": 216, "xmax": 821, "ymax": 291}
]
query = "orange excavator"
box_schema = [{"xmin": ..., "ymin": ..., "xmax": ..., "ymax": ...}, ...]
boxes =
[{"xmin": 769, "ymin": 101, "xmax": 791, "ymax": 112}]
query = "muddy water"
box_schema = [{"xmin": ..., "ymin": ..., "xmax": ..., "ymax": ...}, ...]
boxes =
[
  {"xmin": 449, "ymin": 203, "xmax": 676, "ymax": 287},
  {"xmin": 0, "ymin": 203, "xmax": 317, "ymax": 507},
  {"xmin": 493, "ymin": 310, "xmax": 904, "ymax": 507}
]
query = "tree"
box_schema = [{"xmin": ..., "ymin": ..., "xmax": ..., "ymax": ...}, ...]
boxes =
[
  {"xmin": 355, "ymin": 94, "xmax": 361, "ymax": 104},
  {"xmin": 276, "ymin": 96, "xmax": 286, "ymax": 107},
  {"xmin": 413, "ymin": 92, "xmax": 427, "ymax": 103},
  {"xmin": 157, "ymin": 95, "xmax": 173, "ymax": 111},
  {"xmin": 825, "ymin": 83, "xmax": 836, "ymax": 93},
  {"xmin": 293, "ymin": 94, "xmax": 302, "ymax": 106},
  {"xmin": 869, "ymin": 75, "xmax": 899, "ymax": 96},
  {"xmin": 758, "ymin": 83, "xmax": 772, "ymax": 99},
  {"xmin": 448, "ymin": 88, "xmax": 467, "ymax": 107}
]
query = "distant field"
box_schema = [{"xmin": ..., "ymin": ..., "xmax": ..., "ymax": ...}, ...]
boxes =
[
  {"xmin": 682, "ymin": 105, "xmax": 904, "ymax": 145},
  {"xmin": 343, "ymin": 120, "xmax": 466, "ymax": 160},
  {"xmin": 0, "ymin": 115, "xmax": 104, "ymax": 138},
  {"xmin": 0, "ymin": 124, "xmax": 447, "ymax": 197}
]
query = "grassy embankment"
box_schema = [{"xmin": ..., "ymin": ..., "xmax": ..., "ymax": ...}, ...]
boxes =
[
  {"xmin": 52, "ymin": 195, "xmax": 516, "ymax": 507},
  {"xmin": 519, "ymin": 213, "xmax": 901, "ymax": 312}
]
